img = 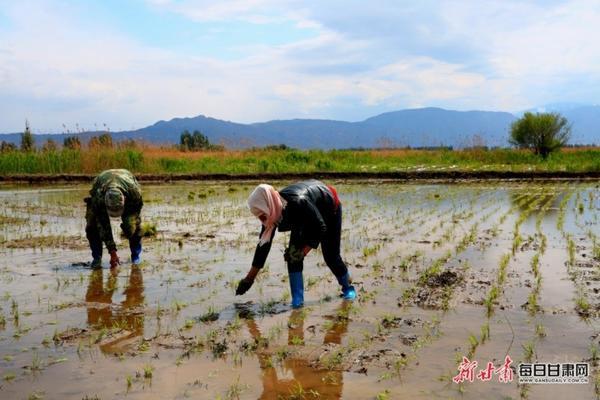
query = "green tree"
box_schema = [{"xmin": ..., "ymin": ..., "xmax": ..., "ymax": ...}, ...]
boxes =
[
  {"xmin": 180, "ymin": 130, "xmax": 192, "ymax": 151},
  {"xmin": 20, "ymin": 121, "xmax": 35, "ymax": 152},
  {"xmin": 180, "ymin": 129, "xmax": 212, "ymax": 151},
  {"xmin": 191, "ymin": 130, "xmax": 209, "ymax": 150},
  {"xmin": 509, "ymin": 112, "xmax": 571, "ymax": 158},
  {"xmin": 63, "ymin": 136, "xmax": 81, "ymax": 150}
]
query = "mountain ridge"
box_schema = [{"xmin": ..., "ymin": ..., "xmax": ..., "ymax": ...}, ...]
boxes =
[{"xmin": 1, "ymin": 106, "xmax": 598, "ymax": 148}]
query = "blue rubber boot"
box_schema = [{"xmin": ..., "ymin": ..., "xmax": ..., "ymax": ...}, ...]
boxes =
[
  {"xmin": 130, "ymin": 237, "xmax": 142, "ymax": 265},
  {"xmin": 338, "ymin": 273, "xmax": 356, "ymax": 300},
  {"xmin": 90, "ymin": 238, "xmax": 103, "ymax": 269},
  {"xmin": 289, "ymin": 272, "xmax": 304, "ymax": 309}
]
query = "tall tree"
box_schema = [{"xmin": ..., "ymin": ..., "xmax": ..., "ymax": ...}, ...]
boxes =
[
  {"xmin": 20, "ymin": 120, "xmax": 34, "ymax": 152},
  {"xmin": 510, "ymin": 112, "xmax": 571, "ymax": 158},
  {"xmin": 180, "ymin": 130, "xmax": 192, "ymax": 151}
]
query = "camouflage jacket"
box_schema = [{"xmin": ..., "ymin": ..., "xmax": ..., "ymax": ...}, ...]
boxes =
[{"xmin": 88, "ymin": 169, "xmax": 143, "ymax": 252}]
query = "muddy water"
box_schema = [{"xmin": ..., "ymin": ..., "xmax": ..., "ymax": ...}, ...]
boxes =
[{"xmin": 0, "ymin": 181, "xmax": 598, "ymax": 400}]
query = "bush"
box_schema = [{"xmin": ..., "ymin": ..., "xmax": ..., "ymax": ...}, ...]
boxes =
[{"xmin": 509, "ymin": 112, "xmax": 571, "ymax": 158}]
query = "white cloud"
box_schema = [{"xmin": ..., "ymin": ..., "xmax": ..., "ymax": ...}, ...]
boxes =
[
  {"xmin": 144, "ymin": 0, "xmax": 292, "ymax": 23},
  {"xmin": 2, "ymin": 0, "xmax": 600, "ymax": 131}
]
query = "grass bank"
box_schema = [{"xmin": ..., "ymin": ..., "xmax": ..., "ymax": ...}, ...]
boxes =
[{"xmin": 0, "ymin": 147, "xmax": 599, "ymax": 176}]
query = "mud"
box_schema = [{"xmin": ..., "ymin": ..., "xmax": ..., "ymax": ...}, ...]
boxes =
[
  {"xmin": 1, "ymin": 171, "xmax": 600, "ymax": 184},
  {"xmin": 0, "ymin": 181, "xmax": 598, "ymax": 399}
]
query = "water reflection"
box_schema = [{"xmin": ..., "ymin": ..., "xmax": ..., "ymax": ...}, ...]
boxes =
[
  {"xmin": 85, "ymin": 266, "xmax": 145, "ymax": 353},
  {"xmin": 244, "ymin": 302, "xmax": 352, "ymax": 400}
]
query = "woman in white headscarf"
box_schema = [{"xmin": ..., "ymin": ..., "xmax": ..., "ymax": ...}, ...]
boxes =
[{"xmin": 236, "ymin": 180, "xmax": 356, "ymax": 308}]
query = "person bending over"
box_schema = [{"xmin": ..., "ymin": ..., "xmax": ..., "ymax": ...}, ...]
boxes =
[
  {"xmin": 236, "ymin": 180, "xmax": 356, "ymax": 308},
  {"xmin": 85, "ymin": 169, "xmax": 143, "ymax": 268}
]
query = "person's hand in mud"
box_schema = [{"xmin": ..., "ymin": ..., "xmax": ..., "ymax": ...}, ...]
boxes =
[
  {"xmin": 236, "ymin": 277, "xmax": 254, "ymax": 295},
  {"xmin": 109, "ymin": 250, "xmax": 120, "ymax": 268},
  {"xmin": 236, "ymin": 266, "xmax": 259, "ymax": 295}
]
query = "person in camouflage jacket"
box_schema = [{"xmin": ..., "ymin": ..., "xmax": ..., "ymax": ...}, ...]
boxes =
[{"xmin": 85, "ymin": 169, "xmax": 143, "ymax": 268}]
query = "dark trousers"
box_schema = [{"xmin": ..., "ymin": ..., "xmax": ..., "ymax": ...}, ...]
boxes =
[
  {"xmin": 287, "ymin": 204, "xmax": 348, "ymax": 280},
  {"xmin": 85, "ymin": 199, "xmax": 103, "ymax": 260}
]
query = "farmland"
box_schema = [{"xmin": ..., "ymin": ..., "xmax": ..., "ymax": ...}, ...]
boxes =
[{"xmin": 0, "ymin": 181, "xmax": 598, "ymax": 399}]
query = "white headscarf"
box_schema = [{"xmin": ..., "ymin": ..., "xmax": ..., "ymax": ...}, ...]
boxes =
[{"xmin": 247, "ymin": 184, "xmax": 284, "ymax": 246}]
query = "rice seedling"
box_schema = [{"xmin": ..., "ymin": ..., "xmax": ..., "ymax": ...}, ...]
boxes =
[
  {"xmin": 535, "ymin": 323, "xmax": 546, "ymax": 338},
  {"xmin": 574, "ymin": 295, "xmax": 591, "ymax": 317},
  {"xmin": 11, "ymin": 299, "xmax": 19, "ymax": 326},
  {"xmin": 480, "ymin": 321, "xmax": 490, "ymax": 344},
  {"xmin": 183, "ymin": 319, "xmax": 195, "ymax": 329},
  {"xmin": 497, "ymin": 253, "xmax": 510, "ymax": 286},
  {"xmin": 512, "ymin": 233, "xmax": 523, "ymax": 254},
  {"xmin": 28, "ymin": 352, "xmax": 43, "ymax": 372},
  {"xmin": 484, "ymin": 286, "xmax": 499, "ymax": 316},
  {"xmin": 287, "ymin": 382, "xmax": 320, "ymax": 400},
  {"xmin": 274, "ymin": 347, "xmax": 291, "ymax": 363},
  {"xmin": 27, "ymin": 392, "xmax": 44, "ymax": 400},
  {"xmin": 143, "ymin": 364, "xmax": 154, "ymax": 379},
  {"xmin": 362, "ymin": 244, "xmax": 381, "ymax": 258},
  {"xmin": 322, "ymin": 347, "xmax": 346, "ymax": 370},
  {"xmin": 225, "ymin": 376, "xmax": 248, "ymax": 400},
  {"xmin": 467, "ymin": 334, "xmax": 479, "ymax": 358},
  {"xmin": 589, "ymin": 343, "xmax": 599, "ymax": 365},
  {"xmin": 567, "ymin": 235, "xmax": 576, "ymax": 267},
  {"xmin": 375, "ymin": 389, "xmax": 391, "ymax": 400},
  {"xmin": 526, "ymin": 292, "xmax": 539, "ymax": 315},
  {"xmin": 3, "ymin": 373, "xmax": 16, "ymax": 381},
  {"xmin": 289, "ymin": 335, "xmax": 304, "ymax": 346},
  {"xmin": 522, "ymin": 341, "xmax": 535, "ymax": 363}
]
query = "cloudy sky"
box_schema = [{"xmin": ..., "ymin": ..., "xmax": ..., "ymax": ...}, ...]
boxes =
[{"xmin": 1, "ymin": 0, "xmax": 599, "ymax": 132}]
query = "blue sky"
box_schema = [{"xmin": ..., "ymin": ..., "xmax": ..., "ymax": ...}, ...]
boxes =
[{"xmin": 1, "ymin": 0, "xmax": 600, "ymax": 132}]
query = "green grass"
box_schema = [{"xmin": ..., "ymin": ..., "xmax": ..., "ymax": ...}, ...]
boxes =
[{"xmin": 0, "ymin": 147, "xmax": 599, "ymax": 175}]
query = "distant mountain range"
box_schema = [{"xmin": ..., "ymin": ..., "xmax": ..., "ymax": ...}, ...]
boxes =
[{"xmin": 1, "ymin": 106, "xmax": 599, "ymax": 149}]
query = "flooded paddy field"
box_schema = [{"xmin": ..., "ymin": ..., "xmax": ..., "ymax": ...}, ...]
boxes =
[{"xmin": 0, "ymin": 181, "xmax": 598, "ymax": 400}]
